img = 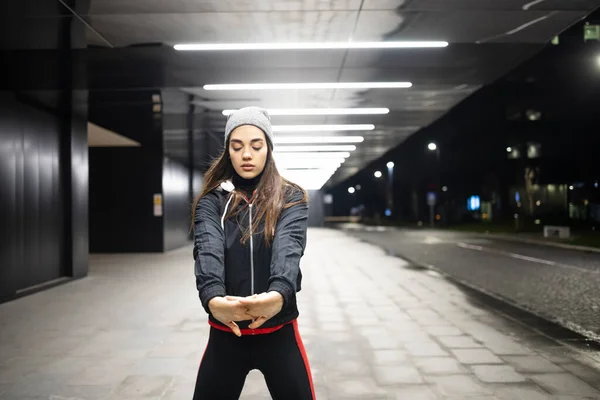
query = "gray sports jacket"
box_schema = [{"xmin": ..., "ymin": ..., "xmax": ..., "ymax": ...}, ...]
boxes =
[{"xmin": 193, "ymin": 181, "xmax": 308, "ymax": 331}]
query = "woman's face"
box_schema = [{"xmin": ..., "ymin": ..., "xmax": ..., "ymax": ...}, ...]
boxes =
[{"xmin": 228, "ymin": 125, "xmax": 268, "ymax": 179}]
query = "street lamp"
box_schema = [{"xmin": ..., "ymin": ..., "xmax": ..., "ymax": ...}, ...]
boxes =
[
  {"xmin": 348, "ymin": 187, "xmax": 355, "ymax": 194},
  {"xmin": 374, "ymin": 170, "xmax": 382, "ymax": 178},
  {"xmin": 427, "ymin": 143, "xmax": 441, "ymax": 227},
  {"xmin": 386, "ymin": 161, "xmax": 394, "ymax": 217}
]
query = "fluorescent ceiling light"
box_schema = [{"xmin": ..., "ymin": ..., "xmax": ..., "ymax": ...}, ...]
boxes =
[
  {"xmin": 272, "ymin": 124, "xmax": 374, "ymax": 132},
  {"xmin": 174, "ymin": 41, "xmax": 448, "ymax": 51},
  {"xmin": 275, "ymin": 159, "xmax": 345, "ymax": 168},
  {"xmin": 274, "ymin": 136, "xmax": 364, "ymax": 144},
  {"xmin": 272, "ymin": 151, "xmax": 351, "ymax": 158},
  {"xmin": 280, "ymin": 168, "xmax": 339, "ymax": 190},
  {"xmin": 203, "ymin": 82, "xmax": 411, "ymax": 90},
  {"xmin": 274, "ymin": 145, "xmax": 356, "ymax": 152},
  {"xmin": 222, "ymin": 108, "xmax": 389, "ymax": 116},
  {"xmin": 277, "ymin": 162, "xmax": 342, "ymax": 170}
]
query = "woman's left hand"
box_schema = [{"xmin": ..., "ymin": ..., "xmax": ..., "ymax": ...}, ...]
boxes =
[{"xmin": 227, "ymin": 291, "xmax": 284, "ymax": 329}]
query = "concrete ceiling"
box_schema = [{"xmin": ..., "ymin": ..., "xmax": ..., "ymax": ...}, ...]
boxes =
[{"xmin": 81, "ymin": 0, "xmax": 600, "ymax": 189}]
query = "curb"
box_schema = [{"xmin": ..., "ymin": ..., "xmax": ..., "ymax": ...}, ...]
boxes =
[{"xmin": 471, "ymin": 232, "xmax": 600, "ymax": 254}]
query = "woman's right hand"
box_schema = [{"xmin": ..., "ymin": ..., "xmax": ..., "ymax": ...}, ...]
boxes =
[{"xmin": 208, "ymin": 297, "xmax": 253, "ymax": 337}]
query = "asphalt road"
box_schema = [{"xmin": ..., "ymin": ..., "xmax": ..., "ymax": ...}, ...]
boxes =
[{"xmin": 341, "ymin": 225, "xmax": 600, "ymax": 340}]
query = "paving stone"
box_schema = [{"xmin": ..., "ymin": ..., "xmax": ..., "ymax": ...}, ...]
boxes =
[
  {"xmin": 405, "ymin": 341, "xmax": 449, "ymax": 357},
  {"xmin": 373, "ymin": 366, "xmax": 423, "ymax": 385},
  {"xmin": 471, "ymin": 365, "xmax": 528, "ymax": 383},
  {"xmin": 494, "ymin": 384, "xmax": 555, "ymax": 400},
  {"xmin": 483, "ymin": 339, "xmax": 534, "ymax": 356},
  {"xmin": 452, "ymin": 349, "xmax": 504, "ymax": 364},
  {"xmin": 365, "ymin": 334, "xmax": 402, "ymax": 350},
  {"xmin": 560, "ymin": 363, "xmax": 600, "ymax": 390},
  {"xmin": 106, "ymin": 375, "xmax": 174, "ymax": 399},
  {"xmin": 371, "ymin": 350, "xmax": 407, "ymax": 365},
  {"xmin": 427, "ymin": 375, "xmax": 494, "ymax": 397},
  {"xmin": 3, "ymin": 382, "xmax": 114, "ymax": 399},
  {"xmin": 426, "ymin": 326, "xmax": 464, "ymax": 336},
  {"xmin": 414, "ymin": 357, "xmax": 467, "ymax": 375},
  {"xmin": 328, "ymin": 378, "xmax": 387, "ymax": 399},
  {"xmin": 502, "ymin": 355, "xmax": 564, "ymax": 373},
  {"xmin": 529, "ymin": 373, "xmax": 600, "ymax": 396},
  {"xmin": 437, "ymin": 335, "xmax": 483, "ymax": 349},
  {"xmin": 328, "ymin": 359, "xmax": 370, "ymax": 376},
  {"xmin": 393, "ymin": 385, "xmax": 440, "ymax": 400}
]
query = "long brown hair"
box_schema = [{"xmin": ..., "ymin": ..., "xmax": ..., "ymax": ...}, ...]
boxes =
[{"xmin": 191, "ymin": 144, "xmax": 307, "ymax": 246}]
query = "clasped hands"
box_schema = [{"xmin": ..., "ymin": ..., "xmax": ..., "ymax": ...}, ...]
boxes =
[{"xmin": 208, "ymin": 291, "xmax": 284, "ymax": 337}]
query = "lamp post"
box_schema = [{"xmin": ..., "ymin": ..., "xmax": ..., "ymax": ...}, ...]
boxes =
[
  {"xmin": 427, "ymin": 143, "xmax": 441, "ymax": 227},
  {"xmin": 386, "ymin": 162, "xmax": 394, "ymax": 218}
]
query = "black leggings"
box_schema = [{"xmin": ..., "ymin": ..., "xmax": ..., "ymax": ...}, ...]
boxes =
[{"xmin": 193, "ymin": 319, "xmax": 315, "ymax": 400}]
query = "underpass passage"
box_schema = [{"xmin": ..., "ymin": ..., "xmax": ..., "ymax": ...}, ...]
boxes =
[
  {"xmin": 2, "ymin": 229, "xmax": 600, "ymax": 399},
  {"xmin": 343, "ymin": 226, "xmax": 600, "ymax": 342}
]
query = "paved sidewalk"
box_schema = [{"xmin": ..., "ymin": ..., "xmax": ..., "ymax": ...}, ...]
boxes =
[{"xmin": 1, "ymin": 229, "xmax": 600, "ymax": 399}]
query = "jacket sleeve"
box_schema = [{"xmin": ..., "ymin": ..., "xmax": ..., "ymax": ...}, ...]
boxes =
[
  {"xmin": 268, "ymin": 189, "xmax": 308, "ymax": 309},
  {"xmin": 193, "ymin": 191, "xmax": 227, "ymax": 314}
]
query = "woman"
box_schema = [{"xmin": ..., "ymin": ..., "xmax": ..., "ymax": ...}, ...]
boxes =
[{"xmin": 191, "ymin": 106, "xmax": 315, "ymax": 399}]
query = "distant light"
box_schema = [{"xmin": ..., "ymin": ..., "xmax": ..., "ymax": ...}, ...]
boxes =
[
  {"xmin": 274, "ymin": 136, "xmax": 364, "ymax": 144},
  {"xmin": 374, "ymin": 171, "xmax": 383, "ymax": 178},
  {"xmin": 595, "ymin": 181, "xmax": 599, "ymax": 188},
  {"xmin": 428, "ymin": 142, "xmax": 437, "ymax": 151},
  {"xmin": 569, "ymin": 185, "xmax": 574, "ymax": 190},
  {"xmin": 348, "ymin": 187, "xmax": 356, "ymax": 194},
  {"xmin": 386, "ymin": 161, "xmax": 395, "ymax": 168},
  {"xmin": 356, "ymin": 184, "xmax": 362, "ymax": 190},
  {"xmin": 507, "ymin": 147, "xmax": 512, "ymax": 152},
  {"xmin": 526, "ymin": 110, "xmax": 541, "ymax": 121},
  {"xmin": 203, "ymin": 82, "xmax": 412, "ymax": 91},
  {"xmin": 442, "ymin": 186, "xmax": 448, "ymax": 192},
  {"xmin": 385, "ymin": 209, "xmax": 392, "ymax": 217},
  {"xmin": 272, "ymin": 124, "xmax": 374, "ymax": 132},
  {"xmin": 536, "ymin": 200, "xmax": 541, "ymax": 206},
  {"xmin": 535, "ymin": 219, "xmax": 542, "ymax": 224},
  {"xmin": 175, "ymin": 41, "xmax": 449, "ymax": 51},
  {"xmin": 223, "ymin": 108, "xmax": 389, "ymax": 116}
]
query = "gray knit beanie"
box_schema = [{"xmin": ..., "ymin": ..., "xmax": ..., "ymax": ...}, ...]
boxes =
[{"xmin": 224, "ymin": 106, "xmax": 274, "ymax": 149}]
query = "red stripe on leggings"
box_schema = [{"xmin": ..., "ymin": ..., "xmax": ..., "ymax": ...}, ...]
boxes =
[
  {"xmin": 292, "ymin": 319, "xmax": 316, "ymax": 400},
  {"xmin": 208, "ymin": 319, "xmax": 291, "ymax": 335},
  {"xmin": 197, "ymin": 340, "xmax": 208, "ymax": 372}
]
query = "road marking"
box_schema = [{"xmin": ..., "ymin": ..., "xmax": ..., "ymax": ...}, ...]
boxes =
[{"xmin": 456, "ymin": 242, "xmax": 599, "ymax": 274}]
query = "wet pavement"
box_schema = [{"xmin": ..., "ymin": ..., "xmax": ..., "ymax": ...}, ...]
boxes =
[
  {"xmin": 0, "ymin": 228, "xmax": 599, "ymax": 399},
  {"xmin": 342, "ymin": 225, "xmax": 600, "ymax": 342}
]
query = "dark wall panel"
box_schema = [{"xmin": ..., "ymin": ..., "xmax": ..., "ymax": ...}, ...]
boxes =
[
  {"xmin": 163, "ymin": 157, "xmax": 192, "ymax": 252},
  {"xmin": 0, "ymin": 93, "xmax": 21, "ymax": 299},
  {"xmin": 0, "ymin": 92, "xmax": 66, "ymax": 300},
  {"xmin": 307, "ymin": 190, "xmax": 325, "ymax": 227},
  {"xmin": 89, "ymin": 148, "xmax": 163, "ymax": 253},
  {"xmin": 69, "ymin": 111, "xmax": 89, "ymax": 278}
]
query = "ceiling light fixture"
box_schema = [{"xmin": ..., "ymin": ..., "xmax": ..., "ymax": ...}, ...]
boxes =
[
  {"xmin": 272, "ymin": 151, "xmax": 351, "ymax": 158},
  {"xmin": 272, "ymin": 124, "xmax": 374, "ymax": 132},
  {"xmin": 174, "ymin": 41, "xmax": 448, "ymax": 51},
  {"xmin": 222, "ymin": 108, "xmax": 389, "ymax": 116},
  {"xmin": 274, "ymin": 145, "xmax": 357, "ymax": 152},
  {"xmin": 274, "ymin": 136, "xmax": 364, "ymax": 144},
  {"xmin": 203, "ymin": 82, "xmax": 412, "ymax": 90}
]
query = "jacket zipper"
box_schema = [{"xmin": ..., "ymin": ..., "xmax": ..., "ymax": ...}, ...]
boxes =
[{"xmin": 249, "ymin": 203, "xmax": 255, "ymax": 295}]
